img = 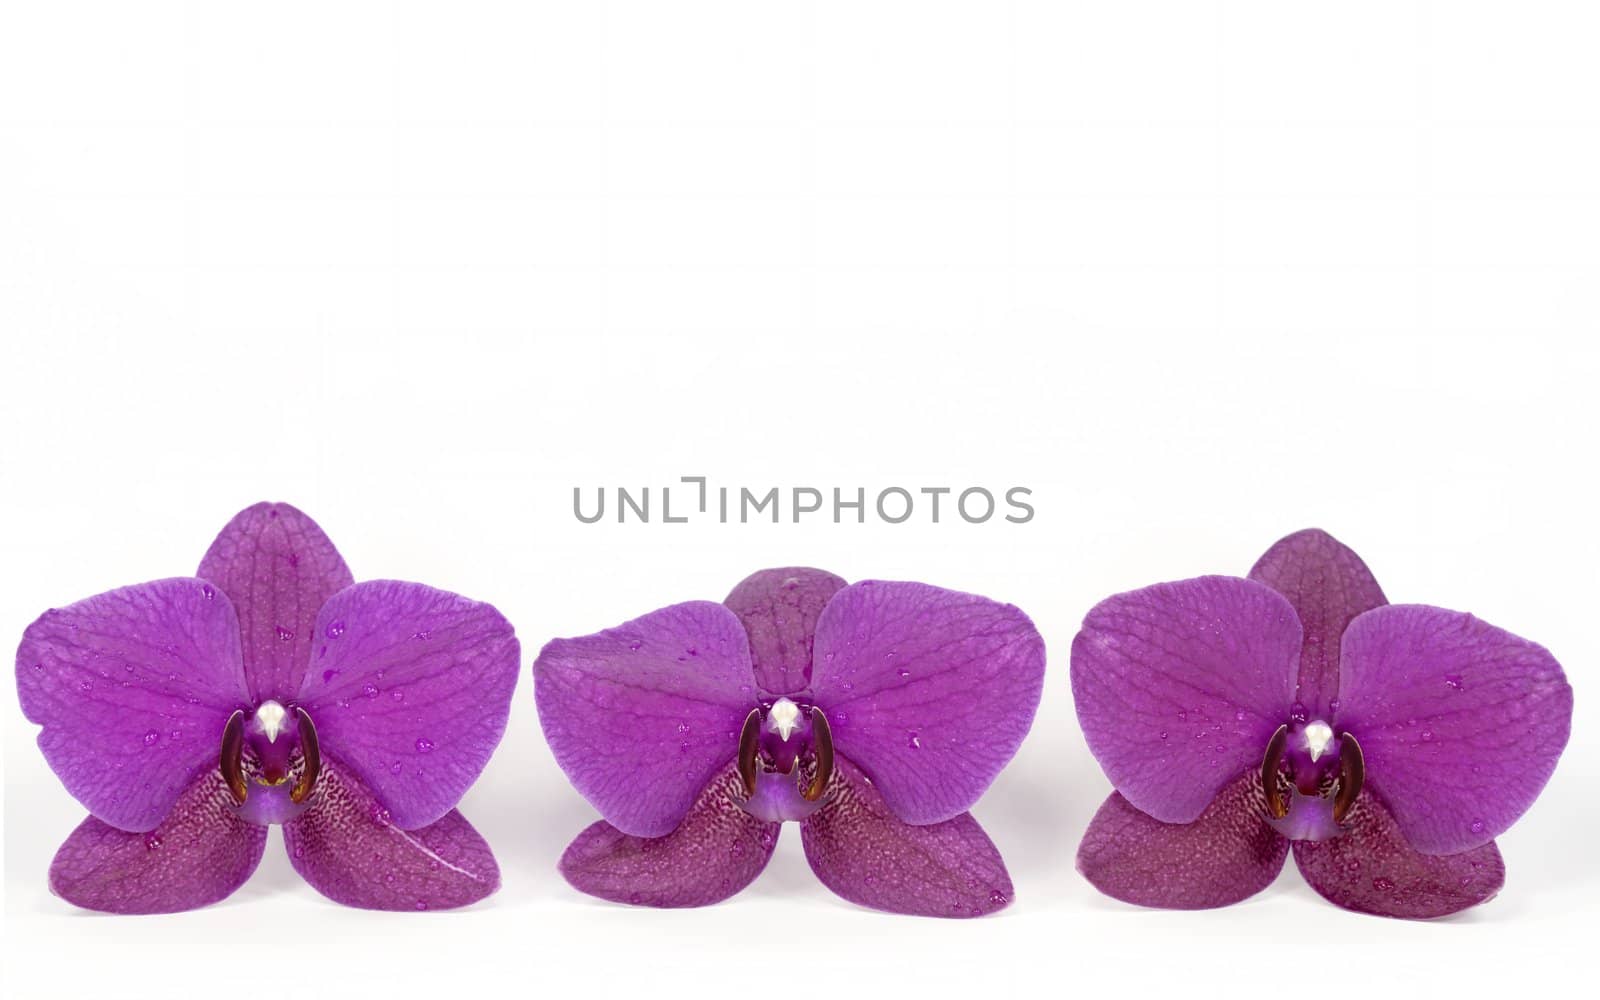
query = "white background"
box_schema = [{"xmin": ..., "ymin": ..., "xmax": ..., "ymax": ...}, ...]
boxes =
[{"xmin": 3, "ymin": 3, "xmax": 1596, "ymax": 998}]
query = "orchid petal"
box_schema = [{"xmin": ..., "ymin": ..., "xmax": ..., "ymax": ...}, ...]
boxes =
[
  {"xmin": 198, "ymin": 502, "xmax": 354, "ymax": 703},
  {"xmin": 284, "ymin": 760, "xmax": 499, "ymax": 910},
  {"xmin": 723, "ymin": 567, "xmax": 847, "ymax": 697},
  {"xmin": 1077, "ymin": 771, "xmax": 1288, "ymax": 909},
  {"xmin": 559, "ymin": 765, "xmax": 779, "ymax": 908},
  {"xmin": 1294, "ymin": 790, "xmax": 1504, "ymax": 918},
  {"xmin": 1070, "ymin": 576, "xmax": 1299, "ymax": 823},
  {"xmin": 1248, "ymin": 528, "xmax": 1387, "ymax": 717},
  {"xmin": 534, "ymin": 601, "xmax": 757, "ymax": 837},
  {"xmin": 17, "ymin": 579, "xmax": 248, "ymax": 831},
  {"xmin": 296, "ymin": 581, "xmax": 519, "ymax": 830},
  {"xmin": 807, "ymin": 581, "xmax": 1045, "ymax": 825},
  {"xmin": 48, "ymin": 770, "xmax": 267, "ymax": 914},
  {"xmin": 1336, "ymin": 605, "xmax": 1571, "ymax": 853},
  {"xmin": 800, "ymin": 757, "xmax": 1013, "ymax": 917}
]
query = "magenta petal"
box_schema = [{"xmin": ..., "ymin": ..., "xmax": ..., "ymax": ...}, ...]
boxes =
[
  {"xmin": 295, "ymin": 581, "xmax": 519, "ymax": 830},
  {"xmin": 724, "ymin": 567, "xmax": 847, "ymax": 697},
  {"xmin": 1248, "ymin": 528, "xmax": 1387, "ymax": 717},
  {"xmin": 17, "ymin": 578, "xmax": 248, "ymax": 832},
  {"xmin": 1294, "ymin": 790, "xmax": 1505, "ymax": 918},
  {"xmin": 1077, "ymin": 771, "xmax": 1288, "ymax": 910},
  {"xmin": 1336, "ymin": 604, "xmax": 1571, "ymax": 854},
  {"xmin": 807, "ymin": 581, "xmax": 1045, "ymax": 825},
  {"xmin": 198, "ymin": 502, "xmax": 354, "ymax": 703},
  {"xmin": 285, "ymin": 760, "xmax": 499, "ymax": 910},
  {"xmin": 534, "ymin": 601, "xmax": 756, "ymax": 837},
  {"xmin": 800, "ymin": 757, "xmax": 1013, "ymax": 917},
  {"xmin": 1071, "ymin": 576, "xmax": 1299, "ymax": 823},
  {"xmin": 49, "ymin": 771, "xmax": 267, "ymax": 914},
  {"xmin": 559, "ymin": 765, "xmax": 779, "ymax": 908}
]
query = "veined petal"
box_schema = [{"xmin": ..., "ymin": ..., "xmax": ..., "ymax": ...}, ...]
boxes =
[
  {"xmin": 1294, "ymin": 790, "xmax": 1504, "ymax": 919},
  {"xmin": 295, "ymin": 581, "xmax": 519, "ymax": 830},
  {"xmin": 1248, "ymin": 528, "xmax": 1387, "ymax": 717},
  {"xmin": 723, "ymin": 567, "xmax": 846, "ymax": 697},
  {"xmin": 198, "ymin": 502, "xmax": 354, "ymax": 703},
  {"xmin": 559, "ymin": 765, "xmax": 779, "ymax": 908},
  {"xmin": 534, "ymin": 601, "xmax": 757, "ymax": 838},
  {"xmin": 49, "ymin": 770, "xmax": 267, "ymax": 914},
  {"xmin": 1070, "ymin": 576, "xmax": 1299, "ymax": 823},
  {"xmin": 1077, "ymin": 771, "xmax": 1288, "ymax": 910},
  {"xmin": 1336, "ymin": 605, "xmax": 1571, "ymax": 854},
  {"xmin": 285, "ymin": 760, "xmax": 499, "ymax": 910},
  {"xmin": 800, "ymin": 757, "xmax": 1013, "ymax": 917},
  {"xmin": 807, "ymin": 581, "xmax": 1045, "ymax": 825},
  {"xmin": 17, "ymin": 578, "xmax": 248, "ymax": 831}
]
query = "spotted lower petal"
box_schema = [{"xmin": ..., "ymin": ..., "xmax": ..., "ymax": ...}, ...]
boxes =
[
  {"xmin": 48, "ymin": 770, "xmax": 267, "ymax": 914},
  {"xmin": 284, "ymin": 760, "xmax": 499, "ymax": 911},
  {"xmin": 559, "ymin": 765, "xmax": 780, "ymax": 908},
  {"xmin": 17, "ymin": 578, "xmax": 249, "ymax": 831},
  {"xmin": 1293, "ymin": 789, "xmax": 1504, "ymax": 918},
  {"xmin": 800, "ymin": 757, "xmax": 1014, "ymax": 918},
  {"xmin": 1077, "ymin": 770, "xmax": 1288, "ymax": 910}
]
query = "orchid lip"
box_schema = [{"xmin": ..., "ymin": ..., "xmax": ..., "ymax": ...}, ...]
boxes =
[
  {"xmin": 1261, "ymin": 718, "xmax": 1364, "ymax": 841},
  {"xmin": 219, "ymin": 700, "xmax": 322, "ymax": 823},
  {"xmin": 736, "ymin": 697, "xmax": 835, "ymax": 822}
]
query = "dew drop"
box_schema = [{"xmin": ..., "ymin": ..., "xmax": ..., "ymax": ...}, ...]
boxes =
[
  {"xmin": 391, "ymin": 690, "xmax": 405, "ymax": 702},
  {"xmin": 1288, "ymin": 702, "xmax": 1309, "ymax": 723},
  {"xmin": 1444, "ymin": 674, "xmax": 1464, "ymax": 691},
  {"xmin": 201, "ymin": 584, "xmax": 215, "ymax": 600},
  {"xmin": 1420, "ymin": 729, "xmax": 1434, "ymax": 742},
  {"xmin": 326, "ymin": 620, "xmax": 345, "ymax": 639},
  {"xmin": 415, "ymin": 900, "xmax": 428, "ymax": 911},
  {"xmin": 1234, "ymin": 710, "xmax": 1247, "ymax": 722},
  {"xmin": 628, "ymin": 640, "xmax": 642, "ymax": 652},
  {"xmin": 144, "ymin": 834, "xmax": 163, "ymax": 850},
  {"xmin": 1372, "ymin": 877, "xmax": 1395, "ymax": 891},
  {"xmin": 1158, "ymin": 731, "xmax": 1168, "ymax": 740},
  {"xmin": 676, "ymin": 722, "xmax": 690, "ymax": 734},
  {"xmin": 390, "ymin": 762, "xmax": 403, "ymax": 775},
  {"xmin": 415, "ymin": 737, "xmax": 435, "ymax": 753},
  {"xmin": 275, "ymin": 626, "xmax": 294, "ymax": 642},
  {"xmin": 362, "ymin": 683, "xmax": 379, "ymax": 699},
  {"xmin": 988, "ymin": 889, "xmax": 1008, "ymax": 905},
  {"xmin": 907, "ymin": 732, "xmax": 922, "ymax": 750},
  {"xmin": 142, "ymin": 730, "xmax": 160, "ymax": 747},
  {"xmin": 1470, "ymin": 819, "xmax": 1486, "ymax": 835},
  {"xmin": 897, "ymin": 668, "xmax": 910, "ymax": 678},
  {"xmin": 411, "ymin": 629, "xmax": 432, "ymax": 641}
]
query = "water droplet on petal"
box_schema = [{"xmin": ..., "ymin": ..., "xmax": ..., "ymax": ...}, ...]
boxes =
[
  {"xmin": 326, "ymin": 620, "xmax": 345, "ymax": 638},
  {"xmin": 200, "ymin": 584, "xmax": 215, "ymax": 600},
  {"xmin": 907, "ymin": 732, "xmax": 922, "ymax": 750},
  {"xmin": 142, "ymin": 730, "xmax": 160, "ymax": 746},
  {"xmin": 1444, "ymin": 674, "xmax": 1464, "ymax": 691},
  {"xmin": 1373, "ymin": 877, "xmax": 1395, "ymax": 891},
  {"xmin": 275, "ymin": 626, "xmax": 294, "ymax": 642},
  {"xmin": 390, "ymin": 761, "xmax": 403, "ymax": 774},
  {"xmin": 1470, "ymin": 819, "xmax": 1486, "ymax": 835},
  {"xmin": 415, "ymin": 737, "xmax": 435, "ymax": 753},
  {"xmin": 144, "ymin": 834, "xmax": 163, "ymax": 850},
  {"xmin": 362, "ymin": 683, "xmax": 379, "ymax": 699}
]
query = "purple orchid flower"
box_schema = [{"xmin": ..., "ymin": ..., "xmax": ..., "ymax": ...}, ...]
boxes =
[
  {"xmin": 533, "ymin": 567, "xmax": 1045, "ymax": 916},
  {"xmin": 16, "ymin": 503, "xmax": 519, "ymax": 914},
  {"xmin": 1071, "ymin": 529, "xmax": 1572, "ymax": 918}
]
